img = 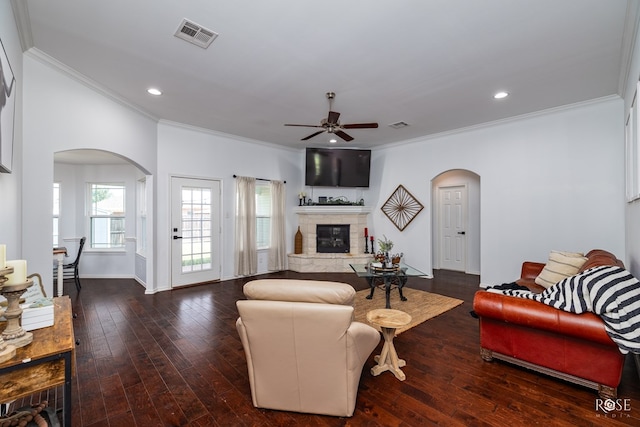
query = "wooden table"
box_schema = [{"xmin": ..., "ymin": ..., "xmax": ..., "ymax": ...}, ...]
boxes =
[
  {"xmin": 367, "ymin": 308, "xmax": 411, "ymax": 381},
  {"xmin": 0, "ymin": 296, "xmax": 75, "ymax": 426},
  {"xmin": 53, "ymin": 247, "xmax": 67, "ymax": 297}
]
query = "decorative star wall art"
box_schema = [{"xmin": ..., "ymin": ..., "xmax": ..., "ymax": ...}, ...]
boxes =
[{"xmin": 381, "ymin": 185, "xmax": 424, "ymax": 231}]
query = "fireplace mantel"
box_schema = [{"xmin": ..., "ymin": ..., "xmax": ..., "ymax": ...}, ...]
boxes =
[
  {"xmin": 288, "ymin": 205, "xmax": 373, "ymax": 272},
  {"xmin": 294, "ymin": 206, "xmax": 372, "ymax": 215}
]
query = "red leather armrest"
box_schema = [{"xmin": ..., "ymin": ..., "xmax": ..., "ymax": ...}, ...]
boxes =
[
  {"xmin": 520, "ymin": 261, "xmax": 545, "ymax": 281},
  {"xmin": 473, "ymin": 291, "xmax": 616, "ymax": 347}
]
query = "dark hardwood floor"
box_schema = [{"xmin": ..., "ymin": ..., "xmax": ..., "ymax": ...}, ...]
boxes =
[{"xmin": 15, "ymin": 270, "xmax": 640, "ymax": 426}]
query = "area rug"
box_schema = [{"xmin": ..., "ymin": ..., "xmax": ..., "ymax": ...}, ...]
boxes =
[{"xmin": 353, "ymin": 287, "xmax": 464, "ymax": 335}]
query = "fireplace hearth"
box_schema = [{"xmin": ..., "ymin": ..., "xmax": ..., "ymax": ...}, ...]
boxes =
[{"xmin": 316, "ymin": 224, "xmax": 350, "ymax": 253}]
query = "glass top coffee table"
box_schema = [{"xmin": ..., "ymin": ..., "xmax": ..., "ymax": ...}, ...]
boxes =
[{"xmin": 349, "ymin": 263, "xmax": 428, "ymax": 309}]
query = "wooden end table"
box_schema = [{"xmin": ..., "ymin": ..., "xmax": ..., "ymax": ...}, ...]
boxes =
[
  {"xmin": 0, "ymin": 296, "xmax": 75, "ymax": 426},
  {"xmin": 366, "ymin": 308, "xmax": 411, "ymax": 381}
]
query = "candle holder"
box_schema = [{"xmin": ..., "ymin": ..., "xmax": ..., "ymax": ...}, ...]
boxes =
[
  {"xmin": 0, "ymin": 276, "xmax": 34, "ymax": 348},
  {"xmin": 365, "ymin": 236, "xmax": 369, "ymax": 254},
  {"xmin": 0, "ymin": 266, "xmax": 17, "ymax": 362}
]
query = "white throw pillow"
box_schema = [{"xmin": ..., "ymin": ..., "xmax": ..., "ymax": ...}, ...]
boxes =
[{"xmin": 534, "ymin": 250, "xmax": 588, "ymax": 288}]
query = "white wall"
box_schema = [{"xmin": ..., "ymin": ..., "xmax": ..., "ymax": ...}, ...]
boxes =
[
  {"xmin": 155, "ymin": 122, "xmax": 302, "ymax": 291},
  {"xmin": 22, "ymin": 51, "xmax": 157, "ymax": 296},
  {"xmin": 368, "ymin": 97, "xmax": 625, "ymax": 286},
  {"xmin": 624, "ymin": 12, "xmax": 640, "ymax": 278},
  {"xmin": 300, "ymin": 186, "xmax": 373, "ymax": 207},
  {"xmin": 0, "ymin": 1, "xmax": 23, "ymax": 260}
]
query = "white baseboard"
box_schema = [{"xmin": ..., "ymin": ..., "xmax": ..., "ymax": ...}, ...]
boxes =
[{"xmin": 79, "ymin": 274, "xmax": 136, "ymax": 279}]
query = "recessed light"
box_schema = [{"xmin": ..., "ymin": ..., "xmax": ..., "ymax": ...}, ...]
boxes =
[
  {"xmin": 147, "ymin": 88, "xmax": 162, "ymax": 96},
  {"xmin": 493, "ymin": 91, "xmax": 509, "ymax": 99},
  {"xmin": 329, "ymin": 138, "xmax": 337, "ymax": 144}
]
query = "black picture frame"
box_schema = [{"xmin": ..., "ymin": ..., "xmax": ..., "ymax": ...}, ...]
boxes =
[{"xmin": 0, "ymin": 37, "xmax": 16, "ymax": 173}]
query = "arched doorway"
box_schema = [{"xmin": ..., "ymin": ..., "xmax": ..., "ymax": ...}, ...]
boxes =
[
  {"xmin": 431, "ymin": 169, "xmax": 480, "ymax": 274},
  {"xmin": 54, "ymin": 149, "xmax": 154, "ymax": 290}
]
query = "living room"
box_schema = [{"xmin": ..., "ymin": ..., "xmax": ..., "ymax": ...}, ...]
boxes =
[
  {"xmin": 1, "ymin": 2, "xmax": 635, "ymax": 294},
  {"xmin": 1, "ymin": 1, "xmax": 640, "ymax": 425}
]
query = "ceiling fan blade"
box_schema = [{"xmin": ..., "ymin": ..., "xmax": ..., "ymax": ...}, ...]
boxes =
[
  {"xmin": 284, "ymin": 124, "xmax": 324, "ymax": 128},
  {"xmin": 334, "ymin": 130, "xmax": 354, "ymax": 142},
  {"xmin": 327, "ymin": 111, "xmax": 340, "ymax": 124},
  {"xmin": 342, "ymin": 122, "xmax": 379, "ymax": 129},
  {"xmin": 301, "ymin": 130, "xmax": 326, "ymax": 141}
]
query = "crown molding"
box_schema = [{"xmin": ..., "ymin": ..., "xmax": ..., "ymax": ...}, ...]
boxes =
[
  {"xmin": 374, "ymin": 95, "xmax": 622, "ymax": 152},
  {"xmin": 10, "ymin": 0, "xmax": 34, "ymax": 52},
  {"xmin": 25, "ymin": 48, "xmax": 158, "ymax": 123},
  {"xmin": 158, "ymin": 120, "xmax": 302, "ymax": 153},
  {"xmin": 618, "ymin": 0, "xmax": 640, "ymax": 97}
]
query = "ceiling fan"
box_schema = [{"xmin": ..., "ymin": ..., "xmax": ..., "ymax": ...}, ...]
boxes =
[{"xmin": 284, "ymin": 92, "xmax": 378, "ymax": 142}]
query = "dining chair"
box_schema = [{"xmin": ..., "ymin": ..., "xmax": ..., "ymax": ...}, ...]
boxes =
[{"xmin": 54, "ymin": 237, "xmax": 85, "ymax": 291}]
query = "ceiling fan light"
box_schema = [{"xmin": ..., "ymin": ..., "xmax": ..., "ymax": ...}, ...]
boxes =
[{"xmin": 285, "ymin": 92, "xmax": 378, "ymax": 142}]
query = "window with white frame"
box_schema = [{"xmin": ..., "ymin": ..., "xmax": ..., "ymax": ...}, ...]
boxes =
[
  {"xmin": 53, "ymin": 182, "xmax": 60, "ymax": 247},
  {"xmin": 89, "ymin": 183, "xmax": 125, "ymax": 249},
  {"xmin": 136, "ymin": 178, "xmax": 147, "ymax": 256},
  {"xmin": 256, "ymin": 181, "xmax": 271, "ymax": 249}
]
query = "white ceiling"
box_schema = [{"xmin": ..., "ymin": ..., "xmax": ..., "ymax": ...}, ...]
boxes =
[{"xmin": 13, "ymin": 0, "xmax": 638, "ymax": 150}]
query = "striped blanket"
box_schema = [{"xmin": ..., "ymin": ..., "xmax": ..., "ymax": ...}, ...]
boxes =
[{"xmin": 487, "ymin": 265, "xmax": 640, "ymax": 354}]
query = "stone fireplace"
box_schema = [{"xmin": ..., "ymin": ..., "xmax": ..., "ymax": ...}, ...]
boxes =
[{"xmin": 288, "ymin": 206, "xmax": 373, "ymax": 273}]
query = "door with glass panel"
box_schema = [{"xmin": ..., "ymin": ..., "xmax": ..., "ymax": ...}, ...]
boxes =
[{"xmin": 171, "ymin": 177, "xmax": 221, "ymax": 287}]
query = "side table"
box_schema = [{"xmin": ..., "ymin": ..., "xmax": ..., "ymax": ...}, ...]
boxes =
[
  {"xmin": 0, "ymin": 296, "xmax": 75, "ymax": 426},
  {"xmin": 366, "ymin": 308, "xmax": 411, "ymax": 381},
  {"xmin": 350, "ymin": 263, "xmax": 427, "ymax": 309}
]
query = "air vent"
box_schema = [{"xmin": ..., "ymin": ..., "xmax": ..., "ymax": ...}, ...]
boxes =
[
  {"xmin": 174, "ymin": 19, "xmax": 218, "ymax": 49},
  {"xmin": 389, "ymin": 121, "xmax": 410, "ymax": 129}
]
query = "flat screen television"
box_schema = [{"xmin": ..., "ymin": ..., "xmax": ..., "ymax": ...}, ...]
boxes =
[{"xmin": 305, "ymin": 148, "xmax": 371, "ymax": 187}]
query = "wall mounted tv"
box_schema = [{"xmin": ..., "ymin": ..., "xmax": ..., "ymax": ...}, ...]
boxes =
[{"xmin": 305, "ymin": 148, "xmax": 371, "ymax": 187}]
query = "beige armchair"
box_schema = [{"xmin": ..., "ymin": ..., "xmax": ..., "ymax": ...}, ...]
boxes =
[{"xmin": 236, "ymin": 279, "xmax": 380, "ymax": 417}]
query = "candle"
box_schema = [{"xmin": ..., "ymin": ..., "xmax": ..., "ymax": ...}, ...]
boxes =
[
  {"xmin": 5, "ymin": 259, "xmax": 27, "ymax": 285},
  {"xmin": 0, "ymin": 244, "xmax": 5, "ymax": 268},
  {"xmin": 364, "ymin": 228, "xmax": 368, "ymax": 237},
  {"xmin": 370, "ymin": 236, "xmax": 374, "ymax": 241},
  {"xmin": 299, "ymin": 193, "xmax": 303, "ymax": 199}
]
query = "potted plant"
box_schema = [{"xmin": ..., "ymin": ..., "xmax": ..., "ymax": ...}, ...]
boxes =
[{"xmin": 377, "ymin": 235, "xmax": 394, "ymax": 253}]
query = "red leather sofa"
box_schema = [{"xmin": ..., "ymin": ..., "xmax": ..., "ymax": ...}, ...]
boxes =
[{"xmin": 473, "ymin": 250, "xmax": 626, "ymax": 398}]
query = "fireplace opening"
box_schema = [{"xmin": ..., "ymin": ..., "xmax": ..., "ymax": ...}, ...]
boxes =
[{"xmin": 316, "ymin": 224, "xmax": 350, "ymax": 253}]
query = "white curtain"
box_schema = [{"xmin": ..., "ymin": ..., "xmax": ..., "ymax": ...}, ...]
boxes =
[
  {"xmin": 268, "ymin": 180, "xmax": 286, "ymax": 271},
  {"xmin": 234, "ymin": 176, "xmax": 257, "ymax": 276}
]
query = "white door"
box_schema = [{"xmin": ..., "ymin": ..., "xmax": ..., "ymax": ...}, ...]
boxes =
[
  {"xmin": 440, "ymin": 185, "xmax": 467, "ymax": 271},
  {"xmin": 171, "ymin": 177, "xmax": 221, "ymax": 287}
]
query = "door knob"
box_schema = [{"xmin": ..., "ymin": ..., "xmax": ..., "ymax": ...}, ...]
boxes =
[
  {"xmin": 457, "ymin": 231, "xmax": 466, "ymax": 235},
  {"xmin": 173, "ymin": 235, "xmax": 183, "ymax": 239}
]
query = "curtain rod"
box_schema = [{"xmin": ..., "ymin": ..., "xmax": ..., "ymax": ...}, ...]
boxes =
[{"xmin": 233, "ymin": 174, "xmax": 286, "ymax": 184}]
